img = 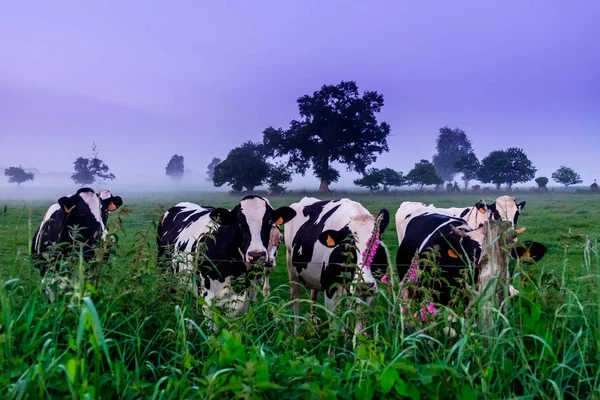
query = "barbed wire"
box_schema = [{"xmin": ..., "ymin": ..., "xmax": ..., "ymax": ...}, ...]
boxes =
[{"xmin": 158, "ymin": 258, "xmax": 509, "ymax": 269}]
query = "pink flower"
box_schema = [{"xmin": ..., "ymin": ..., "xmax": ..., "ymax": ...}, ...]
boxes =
[
  {"xmin": 380, "ymin": 274, "xmax": 389, "ymax": 284},
  {"xmin": 341, "ymin": 326, "xmax": 346, "ymax": 333},
  {"xmin": 420, "ymin": 307, "xmax": 428, "ymax": 322},
  {"xmin": 401, "ymin": 306, "xmax": 407, "ymax": 314},
  {"xmin": 426, "ymin": 301, "xmax": 436, "ymax": 315}
]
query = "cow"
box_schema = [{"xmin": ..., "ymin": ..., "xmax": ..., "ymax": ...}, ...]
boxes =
[
  {"xmin": 394, "ymin": 207, "xmax": 547, "ymax": 311},
  {"xmin": 396, "ymin": 196, "xmax": 526, "ymax": 233},
  {"xmin": 284, "ymin": 197, "xmax": 391, "ymax": 335},
  {"xmin": 156, "ymin": 195, "xmax": 296, "ymax": 315},
  {"xmin": 31, "ymin": 187, "xmax": 123, "ymax": 301}
]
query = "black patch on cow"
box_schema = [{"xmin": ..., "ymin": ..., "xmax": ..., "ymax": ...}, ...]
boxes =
[
  {"xmin": 459, "ymin": 208, "xmax": 470, "ymax": 218},
  {"xmin": 291, "ymin": 200, "xmax": 342, "ymax": 274},
  {"xmin": 319, "ymin": 244, "xmax": 356, "ymax": 298},
  {"xmin": 405, "ymin": 213, "xmax": 411, "ymax": 219},
  {"xmin": 396, "ymin": 213, "xmax": 483, "ymax": 306},
  {"xmin": 370, "ymin": 244, "xmax": 390, "ymax": 281}
]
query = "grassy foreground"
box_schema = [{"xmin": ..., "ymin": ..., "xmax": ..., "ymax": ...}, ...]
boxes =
[{"xmin": 1, "ymin": 192, "xmax": 599, "ymax": 399}]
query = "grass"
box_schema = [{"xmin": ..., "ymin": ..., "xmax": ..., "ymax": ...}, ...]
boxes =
[{"xmin": 1, "ymin": 191, "xmax": 600, "ymax": 399}]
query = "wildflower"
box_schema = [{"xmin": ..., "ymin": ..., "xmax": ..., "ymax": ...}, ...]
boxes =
[{"xmin": 380, "ymin": 274, "xmax": 389, "ymax": 283}]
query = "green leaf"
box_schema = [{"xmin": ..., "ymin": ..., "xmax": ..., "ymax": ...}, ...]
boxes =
[
  {"xmin": 380, "ymin": 368, "xmax": 399, "ymax": 394},
  {"xmin": 65, "ymin": 358, "xmax": 78, "ymax": 384},
  {"xmin": 459, "ymin": 385, "xmax": 477, "ymax": 400}
]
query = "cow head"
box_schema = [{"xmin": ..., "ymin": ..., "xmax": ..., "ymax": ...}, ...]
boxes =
[
  {"xmin": 494, "ymin": 196, "xmax": 526, "ymax": 226},
  {"xmin": 98, "ymin": 189, "xmax": 123, "ymax": 224},
  {"xmin": 317, "ymin": 209, "xmax": 390, "ymax": 297},
  {"xmin": 57, "ymin": 188, "xmax": 106, "ymax": 261},
  {"xmin": 208, "ymin": 195, "xmax": 296, "ymax": 267}
]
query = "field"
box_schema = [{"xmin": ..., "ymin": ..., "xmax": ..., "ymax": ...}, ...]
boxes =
[{"xmin": 1, "ymin": 191, "xmax": 600, "ymax": 399}]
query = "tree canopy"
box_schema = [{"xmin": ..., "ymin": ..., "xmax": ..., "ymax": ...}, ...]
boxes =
[
  {"xmin": 266, "ymin": 162, "xmax": 293, "ymax": 194},
  {"xmin": 535, "ymin": 176, "xmax": 549, "ymax": 189},
  {"xmin": 213, "ymin": 141, "xmax": 270, "ymax": 192},
  {"xmin": 165, "ymin": 154, "xmax": 185, "ymax": 181},
  {"xmin": 262, "ymin": 80, "xmax": 391, "ymax": 192},
  {"xmin": 206, "ymin": 157, "xmax": 221, "ymax": 182},
  {"xmin": 71, "ymin": 143, "xmax": 115, "ymax": 186},
  {"xmin": 454, "ymin": 151, "xmax": 480, "ymax": 189},
  {"xmin": 432, "ymin": 126, "xmax": 473, "ymax": 182},
  {"xmin": 4, "ymin": 166, "xmax": 34, "ymax": 187},
  {"xmin": 552, "ymin": 166, "xmax": 582, "ymax": 187},
  {"xmin": 406, "ymin": 160, "xmax": 443, "ymax": 189},
  {"xmin": 478, "ymin": 148, "xmax": 536, "ymax": 189},
  {"xmin": 354, "ymin": 167, "xmax": 405, "ymax": 193}
]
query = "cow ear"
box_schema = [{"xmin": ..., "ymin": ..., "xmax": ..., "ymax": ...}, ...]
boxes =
[
  {"xmin": 474, "ymin": 200, "xmax": 491, "ymax": 214},
  {"xmin": 377, "ymin": 209, "xmax": 390, "ymax": 234},
  {"xmin": 103, "ymin": 196, "xmax": 123, "ymax": 212},
  {"xmin": 513, "ymin": 240, "xmax": 547, "ymax": 262},
  {"xmin": 272, "ymin": 206, "xmax": 297, "ymax": 225},
  {"xmin": 58, "ymin": 196, "xmax": 75, "ymax": 213},
  {"xmin": 318, "ymin": 229, "xmax": 349, "ymax": 248},
  {"xmin": 209, "ymin": 208, "xmax": 237, "ymax": 226},
  {"xmin": 517, "ymin": 201, "xmax": 526, "ymax": 211}
]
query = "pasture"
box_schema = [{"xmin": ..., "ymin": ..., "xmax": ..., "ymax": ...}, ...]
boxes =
[{"xmin": 1, "ymin": 191, "xmax": 599, "ymax": 399}]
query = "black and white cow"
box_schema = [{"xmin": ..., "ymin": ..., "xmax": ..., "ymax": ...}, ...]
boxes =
[
  {"xmin": 31, "ymin": 188, "xmax": 123, "ymax": 300},
  {"xmin": 156, "ymin": 195, "xmax": 296, "ymax": 313},
  {"xmin": 395, "ymin": 205, "xmax": 547, "ymax": 307},
  {"xmin": 397, "ymin": 195, "xmax": 526, "ymax": 232},
  {"xmin": 284, "ymin": 197, "xmax": 391, "ymax": 334},
  {"xmin": 32, "ymin": 188, "xmax": 123, "ymax": 272}
]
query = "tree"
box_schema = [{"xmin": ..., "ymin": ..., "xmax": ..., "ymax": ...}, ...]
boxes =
[
  {"xmin": 535, "ymin": 176, "xmax": 549, "ymax": 190},
  {"xmin": 379, "ymin": 167, "xmax": 405, "ymax": 191},
  {"xmin": 454, "ymin": 152, "xmax": 480, "ymax": 189},
  {"xmin": 432, "ymin": 126, "xmax": 473, "ymax": 182},
  {"xmin": 262, "ymin": 80, "xmax": 391, "ymax": 193},
  {"xmin": 213, "ymin": 141, "xmax": 270, "ymax": 192},
  {"xmin": 478, "ymin": 148, "xmax": 536, "ymax": 190},
  {"xmin": 552, "ymin": 166, "xmax": 582, "ymax": 187},
  {"xmin": 206, "ymin": 157, "xmax": 221, "ymax": 182},
  {"xmin": 266, "ymin": 162, "xmax": 293, "ymax": 194},
  {"xmin": 71, "ymin": 143, "xmax": 115, "ymax": 186},
  {"xmin": 354, "ymin": 168, "xmax": 382, "ymax": 193},
  {"xmin": 4, "ymin": 166, "xmax": 34, "ymax": 187},
  {"xmin": 165, "ymin": 154, "xmax": 184, "ymax": 181},
  {"xmin": 406, "ymin": 159, "xmax": 443, "ymax": 189}
]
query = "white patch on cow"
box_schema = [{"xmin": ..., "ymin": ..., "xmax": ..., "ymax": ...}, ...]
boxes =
[
  {"xmin": 77, "ymin": 190, "xmax": 107, "ymax": 240},
  {"xmin": 98, "ymin": 189, "xmax": 113, "ymax": 201},
  {"xmin": 494, "ymin": 196, "xmax": 520, "ymax": 225},
  {"xmin": 33, "ymin": 203, "xmax": 61, "ymax": 250},
  {"xmin": 240, "ymin": 197, "xmax": 269, "ymax": 262}
]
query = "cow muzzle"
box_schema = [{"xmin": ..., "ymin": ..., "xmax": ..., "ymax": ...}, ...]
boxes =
[{"xmin": 246, "ymin": 250, "xmax": 267, "ymax": 263}]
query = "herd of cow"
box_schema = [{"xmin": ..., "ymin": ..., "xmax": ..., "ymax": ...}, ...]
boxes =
[{"xmin": 30, "ymin": 187, "xmax": 548, "ymax": 331}]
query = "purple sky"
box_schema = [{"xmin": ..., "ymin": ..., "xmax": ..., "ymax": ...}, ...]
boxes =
[{"xmin": 1, "ymin": 1, "xmax": 599, "ymax": 187}]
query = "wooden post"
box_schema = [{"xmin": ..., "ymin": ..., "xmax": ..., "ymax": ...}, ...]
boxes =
[{"xmin": 477, "ymin": 219, "xmax": 516, "ymax": 334}]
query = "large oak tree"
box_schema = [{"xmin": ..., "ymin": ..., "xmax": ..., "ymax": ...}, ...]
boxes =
[{"xmin": 263, "ymin": 80, "xmax": 391, "ymax": 193}]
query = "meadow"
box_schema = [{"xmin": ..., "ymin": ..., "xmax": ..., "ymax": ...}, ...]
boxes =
[{"xmin": 1, "ymin": 191, "xmax": 599, "ymax": 399}]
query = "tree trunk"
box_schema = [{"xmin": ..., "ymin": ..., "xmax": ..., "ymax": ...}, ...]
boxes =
[
  {"xmin": 495, "ymin": 183, "xmax": 501, "ymax": 190},
  {"xmin": 319, "ymin": 179, "xmax": 330, "ymax": 193}
]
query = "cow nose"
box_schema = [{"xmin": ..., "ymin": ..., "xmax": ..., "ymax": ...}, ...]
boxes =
[{"xmin": 247, "ymin": 250, "xmax": 266, "ymax": 262}]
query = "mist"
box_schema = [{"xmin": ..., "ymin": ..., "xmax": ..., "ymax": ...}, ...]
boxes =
[{"xmin": 1, "ymin": 1, "xmax": 599, "ymax": 197}]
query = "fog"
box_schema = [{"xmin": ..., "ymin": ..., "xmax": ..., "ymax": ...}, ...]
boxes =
[{"xmin": 1, "ymin": 1, "xmax": 599, "ymax": 198}]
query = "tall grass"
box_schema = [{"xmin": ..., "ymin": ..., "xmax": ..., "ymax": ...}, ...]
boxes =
[
  {"xmin": 1, "ymin": 239, "xmax": 599, "ymax": 398},
  {"xmin": 1, "ymin": 194, "xmax": 599, "ymax": 398}
]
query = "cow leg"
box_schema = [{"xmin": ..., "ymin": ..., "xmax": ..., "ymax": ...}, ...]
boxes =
[
  {"xmin": 310, "ymin": 289, "xmax": 319, "ymax": 321},
  {"xmin": 263, "ymin": 267, "xmax": 272, "ymax": 297},
  {"xmin": 287, "ymin": 249, "xmax": 302, "ymax": 335}
]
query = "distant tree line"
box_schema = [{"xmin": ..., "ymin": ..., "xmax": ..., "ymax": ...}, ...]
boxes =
[{"xmin": 1, "ymin": 80, "xmax": 592, "ymax": 193}]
